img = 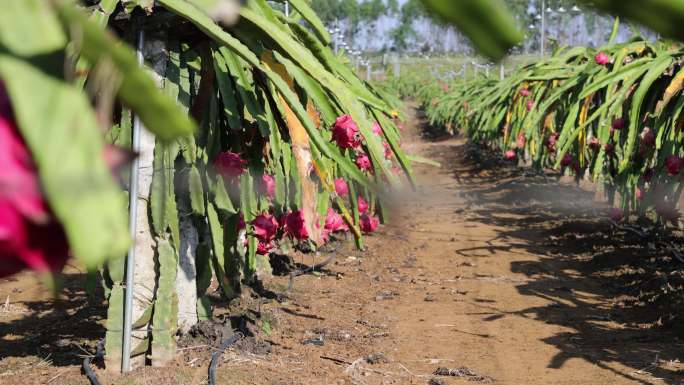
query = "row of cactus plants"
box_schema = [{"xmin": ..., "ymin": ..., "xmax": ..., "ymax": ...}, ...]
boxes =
[
  {"xmin": 100, "ymin": 0, "xmax": 418, "ymax": 369},
  {"xmin": 402, "ymin": 30, "xmax": 684, "ymax": 225},
  {"xmin": 1, "ymin": 0, "xmax": 417, "ymax": 370}
]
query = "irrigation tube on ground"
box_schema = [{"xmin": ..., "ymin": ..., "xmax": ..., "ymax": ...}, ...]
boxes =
[{"xmin": 122, "ymin": 26, "xmax": 145, "ymax": 374}]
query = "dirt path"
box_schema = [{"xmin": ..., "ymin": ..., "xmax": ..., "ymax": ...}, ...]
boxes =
[{"xmin": 1, "ymin": 105, "xmax": 684, "ymax": 385}]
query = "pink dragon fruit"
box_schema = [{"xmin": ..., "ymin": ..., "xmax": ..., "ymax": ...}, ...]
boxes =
[
  {"xmin": 260, "ymin": 174, "xmax": 276, "ymax": 199},
  {"xmin": 360, "ymin": 214, "xmax": 379, "ymax": 233},
  {"xmin": 215, "ymin": 151, "xmax": 247, "ymax": 179},
  {"xmin": 640, "ymin": 127, "xmax": 655, "ymax": 147},
  {"xmin": 355, "ymin": 153, "xmax": 372, "ymax": 171},
  {"xmin": 0, "ymin": 83, "xmax": 69, "ymax": 278},
  {"xmin": 665, "ymin": 155, "xmax": 682, "ymax": 176},
  {"xmin": 595, "ymin": 52, "xmax": 610, "ymax": 65},
  {"xmin": 371, "ymin": 122, "xmax": 383, "ymax": 136},
  {"xmin": 332, "ymin": 115, "xmax": 362, "ymax": 149},
  {"xmin": 256, "ymin": 241, "xmax": 273, "ymax": 255},
  {"xmin": 526, "ymin": 100, "xmax": 535, "ymax": 112},
  {"xmin": 519, "ymin": 88, "xmax": 530, "ymax": 97},
  {"xmin": 357, "ymin": 196, "xmax": 369, "ymax": 214},
  {"xmin": 612, "ymin": 117, "xmax": 626, "ymax": 131},
  {"xmin": 284, "ymin": 210, "xmax": 308, "ymax": 240},
  {"xmin": 517, "ymin": 132, "xmax": 526, "ymax": 149},
  {"xmin": 560, "ymin": 153, "xmax": 573, "ymax": 168},
  {"xmin": 324, "ymin": 208, "xmax": 347, "ymax": 233},
  {"xmin": 251, "ymin": 213, "xmax": 279, "ymax": 242},
  {"xmin": 635, "ymin": 187, "xmax": 644, "ymax": 201},
  {"xmin": 547, "ymin": 133, "xmax": 559, "ymax": 152},
  {"xmin": 334, "ymin": 178, "xmax": 349, "ymax": 197},
  {"xmin": 504, "ymin": 150, "xmax": 517, "ymax": 160},
  {"xmin": 604, "ymin": 143, "xmax": 615, "ymax": 155}
]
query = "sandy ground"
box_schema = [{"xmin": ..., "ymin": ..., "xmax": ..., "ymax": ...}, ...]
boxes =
[{"xmin": 1, "ymin": 105, "xmax": 684, "ymax": 385}]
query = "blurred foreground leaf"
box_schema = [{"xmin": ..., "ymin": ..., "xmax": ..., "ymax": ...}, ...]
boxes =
[
  {"xmin": 419, "ymin": 0, "xmax": 523, "ymax": 61},
  {"xmin": 584, "ymin": 0, "xmax": 684, "ymax": 43}
]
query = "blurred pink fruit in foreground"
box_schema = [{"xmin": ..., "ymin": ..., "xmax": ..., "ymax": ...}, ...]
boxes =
[{"xmin": 0, "ymin": 83, "xmax": 69, "ymax": 278}]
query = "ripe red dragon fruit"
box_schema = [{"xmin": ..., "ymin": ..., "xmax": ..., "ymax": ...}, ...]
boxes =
[
  {"xmin": 608, "ymin": 207, "xmax": 624, "ymax": 222},
  {"xmin": 334, "ymin": 178, "xmax": 349, "ymax": 197},
  {"xmin": 635, "ymin": 187, "xmax": 643, "ymax": 200},
  {"xmin": 371, "ymin": 122, "xmax": 383, "ymax": 136},
  {"xmin": 256, "ymin": 241, "xmax": 273, "ymax": 255},
  {"xmin": 355, "ymin": 153, "xmax": 372, "ymax": 171},
  {"xmin": 251, "ymin": 213, "xmax": 279, "ymax": 242},
  {"xmin": 332, "ymin": 115, "xmax": 362, "ymax": 149},
  {"xmin": 640, "ymin": 127, "xmax": 655, "ymax": 147},
  {"xmin": 595, "ymin": 52, "xmax": 610, "ymax": 65},
  {"xmin": 504, "ymin": 150, "xmax": 517, "ymax": 160},
  {"xmin": 0, "ymin": 83, "xmax": 69, "ymax": 278},
  {"xmin": 215, "ymin": 151, "xmax": 247, "ymax": 179},
  {"xmin": 604, "ymin": 143, "xmax": 615, "ymax": 155},
  {"xmin": 560, "ymin": 153, "xmax": 573, "ymax": 168},
  {"xmin": 324, "ymin": 208, "xmax": 348, "ymax": 233},
  {"xmin": 357, "ymin": 196, "xmax": 369, "ymax": 213},
  {"xmin": 546, "ymin": 133, "xmax": 559, "ymax": 152},
  {"xmin": 588, "ymin": 137, "xmax": 601, "ymax": 151},
  {"xmin": 519, "ymin": 88, "xmax": 530, "ymax": 97},
  {"xmin": 526, "ymin": 100, "xmax": 535, "ymax": 111},
  {"xmin": 611, "ymin": 117, "xmax": 626, "ymax": 131},
  {"xmin": 284, "ymin": 210, "xmax": 308, "ymax": 240},
  {"xmin": 260, "ymin": 174, "xmax": 276, "ymax": 199},
  {"xmin": 360, "ymin": 214, "xmax": 379, "ymax": 233},
  {"xmin": 665, "ymin": 155, "xmax": 682, "ymax": 176},
  {"xmin": 517, "ymin": 132, "xmax": 526, "ymax": 149}
]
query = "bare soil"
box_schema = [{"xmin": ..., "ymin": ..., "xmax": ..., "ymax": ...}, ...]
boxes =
[{"xmin": 2, "ymin": 105, "xmax": 684, "ymax": 385}]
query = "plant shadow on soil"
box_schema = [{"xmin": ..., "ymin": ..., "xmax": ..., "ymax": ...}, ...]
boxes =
[
  {"xmin": 0, "ymin": 271, "xmax": 106, "ymax": 367},
  {"xmin": 420, "ymin": 121, "xmax": 684, "ymax": 384}
]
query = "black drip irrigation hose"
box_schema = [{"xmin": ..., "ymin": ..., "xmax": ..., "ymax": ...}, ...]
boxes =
[
  {"xmin": 83, "ymin": 339, "xmax": 105, "ymax": 385},
  {"xmin": 287, "ymin": 254, "xmax": 336, "ymax": 292},
  {"xmin": 610, "ymin": 220, "xmax": 684, "ymax": 263},
  {"xmin": 208, "ymin": 333, "xmax": 242, "ymax": 385}
]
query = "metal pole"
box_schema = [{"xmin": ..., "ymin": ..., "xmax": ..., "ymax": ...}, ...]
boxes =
[
  {"xmin": 284, "ymin": 1, "xmax": 289, "ymax": 17},
  {"xmin": 122, "ymin": 26, "xmax": 145, "ymax": 374},
  {"xmin": 500, "ymin": 62, "xmax": 504, "ymax": 80},
  {"xmin": 540, "ymin": 0, "xmax": 546, "ymax": 57}
]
